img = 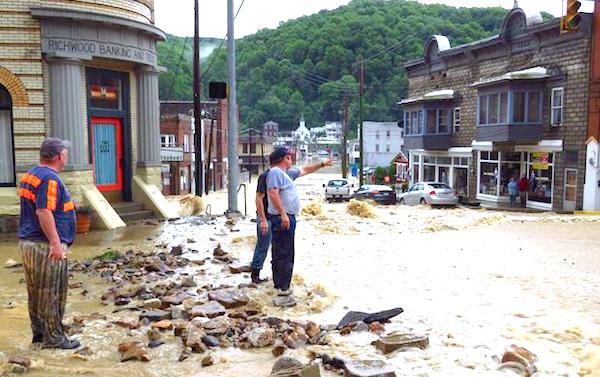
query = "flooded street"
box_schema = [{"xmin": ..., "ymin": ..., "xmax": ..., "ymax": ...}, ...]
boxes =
[{"xmin": 2, "ymin": 172, "xmax": 600, "ymax": 376}]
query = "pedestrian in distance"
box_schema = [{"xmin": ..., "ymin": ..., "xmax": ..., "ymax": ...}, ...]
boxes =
[
  {"xmin": 250, "ymin": 158, "xmax": 275, "ymax": 284},
  {"xmin": 517, "ymin": 175, "xmax": 530, "ymax": 209},
  {"xmin": 267, "ymin": 146, "xmax": 333, "ymax": 296},
  {"xmin": 507, "ymin": 177, "xmax": 518, "ymax": 207},
  {"xmin": 18, "ymin": 138, "xmax": 80, "ymax": 349}
]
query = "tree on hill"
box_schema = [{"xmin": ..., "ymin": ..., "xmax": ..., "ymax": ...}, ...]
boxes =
[{"xmin": 158, "ymin": 0, "xmax": 539, "ymax": 132}]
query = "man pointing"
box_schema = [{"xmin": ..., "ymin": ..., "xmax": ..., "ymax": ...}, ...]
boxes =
[{"xmin": 267, "ymin": 146, "xmax": 333, "ymax": 296}]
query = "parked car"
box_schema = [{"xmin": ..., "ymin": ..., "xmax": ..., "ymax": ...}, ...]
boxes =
[
  {"xmin": 397, "ymin": 182, "xmax": 458, "ymax": 206},
  {"xmin": 353, "ymin": 185, "xmax": 396, "ymax": 205},
  {"xmin": 324, "ymin": 179, "xmax": 353, "ymax": 201}
]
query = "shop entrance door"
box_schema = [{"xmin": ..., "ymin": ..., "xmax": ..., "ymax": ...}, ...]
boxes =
[
  {"xmin": 563, "ymin": 169, "xmax": 577, "ymax": 211},
  {"xmin": 91, "ymin": 117, "xmax": 123, "ymax": 192},
  {"xmin": 438, "ymin": 166, "xmax": 450, "ymax": 185}
]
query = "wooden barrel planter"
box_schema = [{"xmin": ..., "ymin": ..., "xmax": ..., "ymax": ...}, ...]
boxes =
[{"xmin": 75, "ymin": 211, "xmax": 92, "ymax": 233}]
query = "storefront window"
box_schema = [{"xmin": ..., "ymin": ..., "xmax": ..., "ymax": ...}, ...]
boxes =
[
  {"xmin": 412, "ymin": 163, "xmax": 419, "ymax": 183},
  {"xmin": 437, "ymin": 157, "xmax": 451, "ymax": 165},
  {"xmin": 424, "ymin": 165, "xmax": 435, "ymax": 182},
  {"xmin": 479, "ymin": 162, "xmax": 498, "ymax": 195},
  {"xmin": 500, "ymin": 162, "xmax": 521, "ymax": 196},
  {"xmin": 528, "ymin": 152, "xmax": 553, "ymax": 204},
  {"xmin": 438, "ymin": 166, "xmax": 449, "ymax": 184}
]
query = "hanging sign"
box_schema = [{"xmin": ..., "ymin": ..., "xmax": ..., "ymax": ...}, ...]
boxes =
[{"xmin": 531, "ymin": 152, "xmax": 549, "ymax": 170}]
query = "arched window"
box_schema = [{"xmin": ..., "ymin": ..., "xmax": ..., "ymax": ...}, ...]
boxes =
[{"xmin": 0, "ymin": 85, "xmax": 15, "ymax": 186}]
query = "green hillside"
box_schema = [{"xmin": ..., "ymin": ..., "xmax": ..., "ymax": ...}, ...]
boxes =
[{"xmin": 158, "ymin": 0, "xmax": 552, "ymax": 131}]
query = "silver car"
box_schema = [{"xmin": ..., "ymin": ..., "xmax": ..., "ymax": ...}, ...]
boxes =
[{"xmin": 398, "ymin": 182, "xmax": 459, "ymax": 206}]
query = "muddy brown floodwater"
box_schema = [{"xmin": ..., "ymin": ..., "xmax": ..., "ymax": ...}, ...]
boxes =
[{"xmin": 1, "ymin": 172, "xmax": 600, "ymax": 376}]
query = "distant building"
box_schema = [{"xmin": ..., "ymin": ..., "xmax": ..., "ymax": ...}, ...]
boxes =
[
  {"xmin": 239, "ymin": 130, "xmax": 274, "ymax": 175},
  {"xmin": 160, "ymin": 100, "xmax": 229, "ymax": 194},
  {"xmin": 159, "ymin": 113, "xmax": 193, "ymax": 195},
  {"xmin": 362, "ymin": 121, "xmax": 404, "ymax": 168},
  {"xmin": 262, "ymin": 121, "xmax": 279, "ymax": 141}
]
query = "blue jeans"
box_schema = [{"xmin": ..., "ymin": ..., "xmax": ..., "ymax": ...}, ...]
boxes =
[
  {"xmin": 270, "ymin": 214, "xmax": 296, "ymax": 290},
  {"xmin": 251, "ymin": 216, "xmax": 272, "ymax": 270}
]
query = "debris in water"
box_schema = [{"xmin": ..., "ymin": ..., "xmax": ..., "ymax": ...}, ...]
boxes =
[
  {"xmin": 371, "ymin": 333, "xmax": 429, "ymax": 354},
  {"xmin": 178, "ymin": 195, "xmax": 204, "ymax": 217},
  {"xmin": 499, "ymin": 344, "xmax": 537, "ymax": 376},
  {"xmin": 336, "ymin": 307, "xmax": 403, "ymax": 329},
  {"xmin": 4, "ymin": 259, "xmax": 21, "ymax": 268},
  {"xmin": 346, "ymin": 199, "xmax": 377, "ymax": 218},
  {"xmin": 301, "ymin": 200, "xmax": 323, "ymax": 217}
]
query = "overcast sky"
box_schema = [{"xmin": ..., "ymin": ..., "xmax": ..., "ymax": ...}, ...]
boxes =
[{"xmin": 154, "ymin": 0, "xmax": 595, "ymax": 38}]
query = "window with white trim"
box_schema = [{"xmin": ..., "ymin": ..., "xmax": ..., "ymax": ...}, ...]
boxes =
[
  {"xmin": 160, "ymin": 134, "xmax": 176, "ymax": 147},
  {"xmin": 183, "ymin": 134, "xmax": 189, "ymax": 152},
  {"xmin": 375, "ymin": 144, "xmax": 380, "ymax": 152},
  {"xmin": 453, "ymin": 107, "xmax": 461, "ymax": 133},
  {"xmin": 386, "ymin": 144, "xmax": 390, "ymax": 152},
  {"xmin": 375, "ymin": 130, "xmax": 380, "ymax": 139},
  {"xmin": 551, "ymin": 87, "xmax": 563, "ymax": 126}
]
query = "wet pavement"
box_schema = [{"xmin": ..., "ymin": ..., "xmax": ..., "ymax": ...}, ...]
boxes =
[{"xmin": 1, "ymin": 172, "xmax": 600, "ymax": 376}]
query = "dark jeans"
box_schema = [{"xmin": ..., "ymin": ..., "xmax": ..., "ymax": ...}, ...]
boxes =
[
  {"xmin": 520, "ymin": 192, "xmax": 527, "ymax": 208},
  {"xmin": 270, "ymin": 214, "xmax": 296, "ymax": 290},
  {"xmin": 251, "ymin": 216, "xmax": 272, "ymax": 270},
  {"xmin": 509, "ymin": 194, "xmax": 517, "ymax": 207}
]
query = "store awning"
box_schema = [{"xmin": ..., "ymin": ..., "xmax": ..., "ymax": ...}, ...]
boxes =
[
  {"xmin": 409, "ymin": 147, "xmax": 472, "ymax": 157},
  {"xmin": 472, "ymin": 66, "xmax": 549, "ymax": 87},
  {"xmin": 399, "ymin": 89, "xmax": 455, "ymax": 105},
  {"xmin": 471, "ymin": 140, "xmax": 563, "ymax": 152}
]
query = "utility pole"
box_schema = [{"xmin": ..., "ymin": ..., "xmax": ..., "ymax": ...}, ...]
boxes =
[
  {"xmin": 205, "ymin": 111, "xmax": 214, "ymax": 195},
  {"xmin": 249, "ymin": 127, "xmax": 252, "ymax": 182},
  {"xmin": 358, "ymin": 60, "xmax": 364, "ymax": 185},
  {"xmin": 342, "ymin": 97, "xmax": 349, "ymax": 179},
  {"xmin": 227, "ymin": 0, "xmax": 240, "ymax": 215},
  {"xmin": 260, "ymin": 128, "xmax": 265, "ymax": 172},
  {"xmin": 193, "ymin": 0, "xmax": 203, "ymax": 196}
]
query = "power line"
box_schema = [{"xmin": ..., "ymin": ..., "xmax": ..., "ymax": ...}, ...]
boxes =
[
  {"xmin": 166, "ymin": 36, "xmax": 189, "ymax": 99},
  {"xmin": 201, "ymin": 0, "xmax": 247, "ymax": 83}
]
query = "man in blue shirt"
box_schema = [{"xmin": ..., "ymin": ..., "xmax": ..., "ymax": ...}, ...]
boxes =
[
  {"xmin": 250, "ymin": 157, "xmax": 273, "ymax": 284},
  {"xmin": 267, "ymin": 146, "xmax": 333, "ymax": 296},
  {"xmin": 18, "ymin": 137, "xmax": 80, "ymax": 349}
]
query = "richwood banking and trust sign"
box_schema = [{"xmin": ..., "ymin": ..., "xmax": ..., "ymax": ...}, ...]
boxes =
[{"xmin": 43, "ymin": 38, "xmax": 158, "ymax": 66}]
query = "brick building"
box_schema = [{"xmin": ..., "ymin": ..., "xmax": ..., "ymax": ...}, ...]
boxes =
[
  {"xmin": 401, "ymin": 8, "xmax": 592, "ymax": 211},
  {"xmin": 159, "ymin": 113, "xmax": 192, "ymax": 195},
  {"xmin": 160, "ymin": 100, "xmax": 229, "ymax": 194},
  {"xmin": 0, "ymin": 0, "xmax": 171, "ymax": 228}
]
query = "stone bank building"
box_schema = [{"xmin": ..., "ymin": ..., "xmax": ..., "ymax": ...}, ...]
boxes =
[
  {"xmin": 401, "ymin": 9, "xmax": 591, "ymax": 211},
  {"xmin": 0, "ymin": 0, "xmax": 174, "ymax": 228}
]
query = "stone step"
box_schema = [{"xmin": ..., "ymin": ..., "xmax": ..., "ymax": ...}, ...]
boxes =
[
  {"xmin": 118, "ymin": 210, "xmax": 155, "ymax": 223},
  {"xmin": 112, "ymin": 202, "xmax": 145, "ymax": 215}
]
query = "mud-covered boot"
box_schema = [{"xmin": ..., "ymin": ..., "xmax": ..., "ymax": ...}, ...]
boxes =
[{"xmin": 251, "ymin": 268, "xmax": 267, "ymax": 284}]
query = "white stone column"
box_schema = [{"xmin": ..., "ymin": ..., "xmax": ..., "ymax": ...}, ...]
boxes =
[
  {"xmin": 49, "ymin": 58, "xmax": 87, "ymax": 169},
  {"xmin": 137, "ymin": 67, "xmax": 161, "ymax": 166}
]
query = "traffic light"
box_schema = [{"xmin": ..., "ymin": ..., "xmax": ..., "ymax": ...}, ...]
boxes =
[
  {"xmin": 560, "ymin": 0, "xmax": 582, "ymax": 33},
  {"xmin": 209, "ymin": 82, "xmax": 227, "ymax": 99}
]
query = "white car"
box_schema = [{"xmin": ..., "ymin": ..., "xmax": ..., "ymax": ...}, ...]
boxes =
[
  {"xmin": 398, "ymin": 182, "xmax": 458, "ymax": 206},
  {"xmin": 323, "ymin": 179, "xmax": 353, "ymax": 201}
]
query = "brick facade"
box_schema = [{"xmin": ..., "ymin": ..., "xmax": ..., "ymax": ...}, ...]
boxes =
[{"xmin": 402, "ymin": 9, "xmax": 592, "ymax": 211}]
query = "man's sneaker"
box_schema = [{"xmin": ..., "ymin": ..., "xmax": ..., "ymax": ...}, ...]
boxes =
[
  {"xmin": 43, "ymin": 337, "xmax": 80, "ymax": 350},
  {"xmin": 277, "ymin": 288, "xmax": 292, "ymax": 296}
]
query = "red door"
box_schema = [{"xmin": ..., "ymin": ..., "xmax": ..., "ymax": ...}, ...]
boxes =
[{"xmin": 90, "ymin": 117, "xmax": 123, "ymax": 191}]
